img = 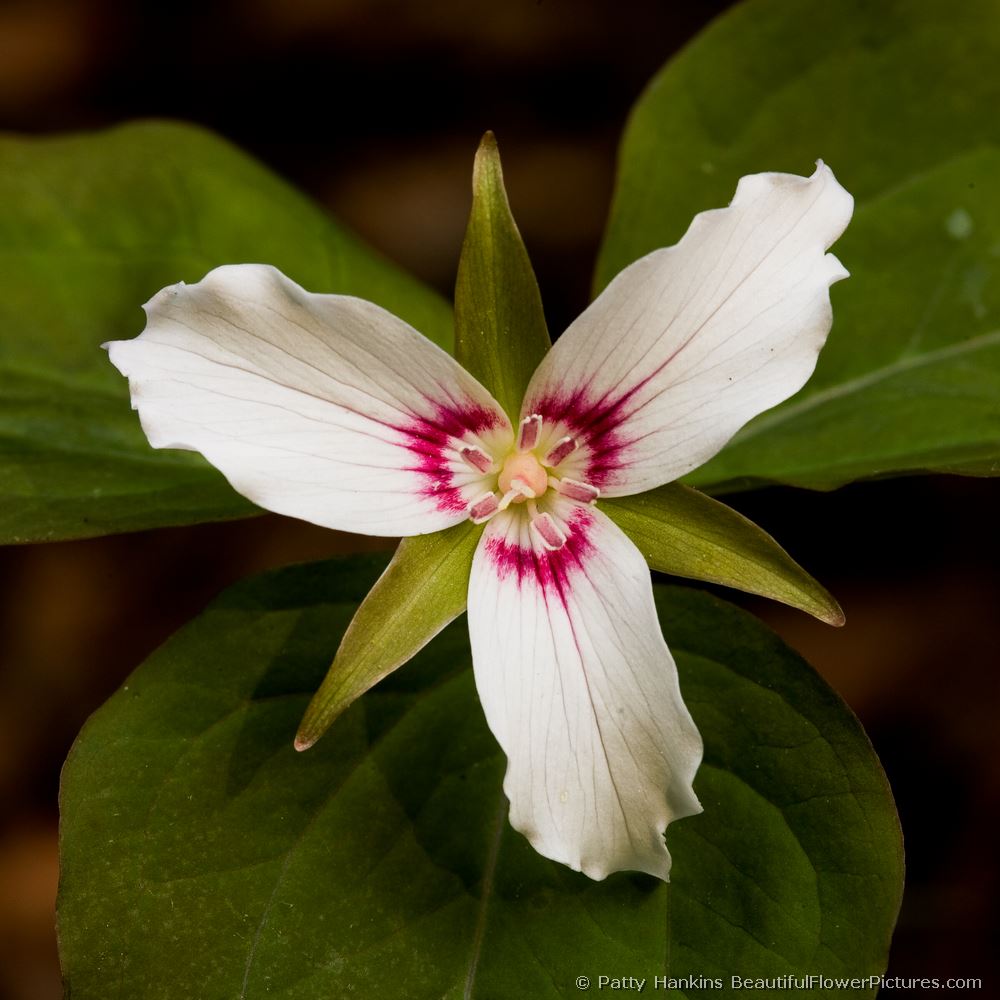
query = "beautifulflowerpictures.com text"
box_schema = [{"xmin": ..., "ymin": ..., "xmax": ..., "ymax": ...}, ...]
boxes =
[{"xmin": 574, "ymin": 973, "xmax": 984, "ymax": 991}]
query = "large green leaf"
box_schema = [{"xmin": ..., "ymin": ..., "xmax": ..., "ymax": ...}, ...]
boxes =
[
  {"xmin": 597, "ymin": 0, "xmax": 1000, "ymax": 492},
  {"xmin": 59, "ymin": 556, "xmax": 902, "ymax": 997},
  {"xmin": 0, "ymin": 122, "xmax": 452, "ymax": 543}
]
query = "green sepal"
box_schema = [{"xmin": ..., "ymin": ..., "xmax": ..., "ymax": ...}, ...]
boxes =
[
  {"xmin": 603, "ymin": 484, "xmax": 844, "ymax": 626},
  {"xmin": 295, "ymin": 520, "xmax": 482, "ymax": 749},
  {"xmin": 454, "ymin": 132, "xmax": 551, "ymax": 422}
]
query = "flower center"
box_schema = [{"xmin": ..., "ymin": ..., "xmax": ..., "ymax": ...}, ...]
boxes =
[
  {"xmin": 463, "ymin": 412, "xmax": 600, "ymax": 550},
  {"xmin": 498, "ymin": 452, "xmax": 548, "ymax": 500}
]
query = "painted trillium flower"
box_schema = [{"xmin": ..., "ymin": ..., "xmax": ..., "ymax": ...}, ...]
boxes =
[{"xmin": 106, "ymin": 137, "xmax": 852, "ymax": 881}]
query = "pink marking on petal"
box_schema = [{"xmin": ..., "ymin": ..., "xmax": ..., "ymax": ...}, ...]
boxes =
[
  {"xmin": 399, "ymin": 400, "xmax": 507, "ymax": 513},
  {"xmin": 528, "ymin": 334, "xmax": 707, "ymax": 487},
  {"xmin": 518, "ymin": 413, "xmax": 543, "ymax": 451},
  {"xmin": 556, "ymin": 478, "xmax": 599, "ymax": 503},
  {"xmin": 527, "ymin": 389, "xmax": 638, "ymax": 488},
  {"xmin": 461, "ymin": 445, "xmax": 494, "ymax": 473},
  {"xmin": 543, "ymin": 435, "xmax": 577, "ymax": 467},
  {"xmin": 484, "ymin": 506, "xmax": 596, "ymax": 606}
]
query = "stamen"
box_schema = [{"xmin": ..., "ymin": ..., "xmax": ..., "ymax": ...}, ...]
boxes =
[
  {"xmin": 543, "ymin": 435, "xmax": 577, "ymax": 467},
  {"xmin": 517, "ymin": 414, "xmax": 543, "ymax": 451},
  {"xmin": 469, "ymin": 492, "xmax": 500, "ymax": 523},
  {"xmin": 555, "ymin": 477, "xmax": 600, "ymax": 504},
  {"xmin": 460, "ymin": 445, "xmax": 494, "ymax": 474},
  {"xmin": 530, "ymin": 512, "xmax": 567, "ymax": 551}
]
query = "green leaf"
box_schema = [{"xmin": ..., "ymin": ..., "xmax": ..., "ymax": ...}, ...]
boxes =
[
  {"xmin": 455, "ymin": 132, "xmax": 550, "ymax": 422},
  {"xmin": 295, "ymin": 520, "xmax": 482, "ymax": 750},
  {"xmin": 597, "ymin": 0, "xmax": 1000, "ymax": 492},
  {"xmin": 603, "ymin": 484, "xmax": 843, "ymax": 625},
  {"xmin": 0, "ymin": 121, "xmax": 452, "ymax": 543},
  {"xmin": 60, "ymin": 556, "xmax": 902, "ymax": 996}
]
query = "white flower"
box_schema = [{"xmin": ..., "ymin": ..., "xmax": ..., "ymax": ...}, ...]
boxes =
[{"xmin": 106, "ymin": 164, "xmax": 852, "ymax": 881}]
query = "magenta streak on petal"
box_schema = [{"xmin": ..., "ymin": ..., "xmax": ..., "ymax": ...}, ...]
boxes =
[
  {"xmin": 398, "ymin": 400, "xmax": 506, "ymax": 513},
  {"xmin": 484, "ymin": 506, "xmax": 596, "ymax": 608},
  {"xmin": 530, "ymin": 327, "xmax": 714, "ymax": 486},
  {"xmin": 529, "ymin": 388, "xmax": 638, "ymax": 488}
]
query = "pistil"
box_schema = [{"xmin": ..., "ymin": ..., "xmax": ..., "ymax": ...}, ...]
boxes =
[{"xmin": 498, "ymin": 451, "xmax": 548, "ymax": 499}]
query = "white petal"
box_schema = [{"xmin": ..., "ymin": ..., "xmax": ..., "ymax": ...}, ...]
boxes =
[
  {"xmin": 106, "ymin": 265, "xmax": 511, "ymax": 536},
  {"xmin": 467, "ymin": 499, "xmax": 703, "ymax": 880},
  {"xmin": 523, "ymin": 163, "xmax": 853, "ymax": 495}
]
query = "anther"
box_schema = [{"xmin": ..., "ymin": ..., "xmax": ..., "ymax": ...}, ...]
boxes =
[
  {"xmin": 517, "ymin": 414, "xmax": 543, "ymax": 451},
  {"xmin": 555, "ymin": 477, "xmax": 599, "ymax": 504},
  {"xmin": 543, "ymin": 435, "xmax": 577, "ymax": 467},
  {"xmin": 460, "ymin": 445, "xmax": 494, "ymax": 474},
  {"xmin": 469, "ymin": 492, "xmax": 500, "ymax": 523},
  {"xmin": 530, "ymin": 512, "xmax": 567, "ymax": 551}
]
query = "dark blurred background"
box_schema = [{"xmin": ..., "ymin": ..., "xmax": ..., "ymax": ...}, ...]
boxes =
[{"xmin": 0, "ymin": 1, "xmax": 997, "ymax": 997}]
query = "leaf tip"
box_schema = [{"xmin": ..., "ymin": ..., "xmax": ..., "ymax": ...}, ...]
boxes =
[
  {"xmin": 816, "ymin": 598, "xmax": 846, "ymax": 628},
  {"xmin": 293, "ymin": 732, "xmax": 316, "ymax": 752},
  {"xmin": 295, "ymin": 700, "xmax": 330, "ymax": 750},
  {"xmin": 472, "ymin": 130, "xmax": 502, "ymax": 187}
]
